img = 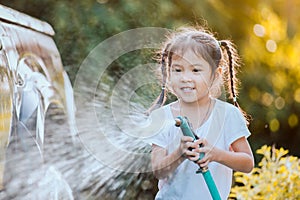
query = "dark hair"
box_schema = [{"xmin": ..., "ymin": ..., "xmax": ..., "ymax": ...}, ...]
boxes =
[{"xmin": 148, "ymin": 26, "xmax": 249, "ymax": 122}]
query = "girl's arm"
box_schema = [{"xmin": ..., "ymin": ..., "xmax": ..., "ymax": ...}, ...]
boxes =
[
  {"xmin": 194, "ymin": 137, "xmax": 254, "ymax": 173},
  {"xmin": 151, "ymin": 136, "xmax": 198, "ymax": 179}
]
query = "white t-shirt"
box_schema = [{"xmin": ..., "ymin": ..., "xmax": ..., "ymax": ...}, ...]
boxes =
[{"xmin": 148, "ymin": 99, "xmax": 251, "ymax": 200}]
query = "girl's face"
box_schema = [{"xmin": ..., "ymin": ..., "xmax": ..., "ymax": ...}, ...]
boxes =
[{"xmin": 169, "ymin": 49, "xmax": 214, "ymax": 105}]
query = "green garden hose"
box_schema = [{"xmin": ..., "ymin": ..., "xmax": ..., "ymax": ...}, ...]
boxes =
[{"xmin": 175, "ymin": 116, "xmax": 221, "ymax": 200}]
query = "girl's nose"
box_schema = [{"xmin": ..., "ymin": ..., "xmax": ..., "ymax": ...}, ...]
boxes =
[{"xmin": 181, "ymin": 72, "xmax": 193, "ymax": 82}]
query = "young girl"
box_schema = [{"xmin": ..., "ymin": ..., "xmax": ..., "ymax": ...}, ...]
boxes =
[{"xmin": 148, "ymin": 26, "xmax": 254, "ymax": 200}]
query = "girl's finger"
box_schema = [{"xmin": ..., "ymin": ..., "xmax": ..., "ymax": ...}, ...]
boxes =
[
  {"xmin": 189, "ymin": 142, "xmax": 200, "ymax": 149},
  {"xmin": 194, "ymin": 146, "xmax": 208, "ymax": 153},
  {"xmin": 181, "ymin": 136, "xmax": 194, "ymax": 142},
  {"xmin": 195, "ymin": 138, "xmax": 206, "ymax": 145},
  {"xmin": 195, "ymin": 157, "xmax": 203, "ymax": 164},
  {"xmin": 185, "ymin": 150, "xmax": 198, "ymax": 157},
  {"xmin": 188, "ymin": 155, "xmax": 200, "ymax": 162},
  {"xmin": 199, "ymin": 160, "xmax": 210, "ymax": 168},
  {"xmin": 185, "ymin": 141, "xmax": 196, "ymax": 149}
]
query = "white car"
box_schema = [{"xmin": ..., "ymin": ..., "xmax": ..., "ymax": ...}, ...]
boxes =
[{"xmin": 0, "ymin": 4, "xmax": 75, "ymax": 190}]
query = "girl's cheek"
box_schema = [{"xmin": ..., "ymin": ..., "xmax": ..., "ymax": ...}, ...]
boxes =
[
  {"xmin": 170, "ymin": 74, "xmax": 181, "ymax": 81},
  {"xmin": 169, "ymin": 82, "xmax": 176, "ymax": 92}
]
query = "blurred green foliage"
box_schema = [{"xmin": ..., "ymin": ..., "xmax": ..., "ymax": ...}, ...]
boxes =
[{"xmin": 2, "ymin": 0, "xmax": 300, "ymax": 157}]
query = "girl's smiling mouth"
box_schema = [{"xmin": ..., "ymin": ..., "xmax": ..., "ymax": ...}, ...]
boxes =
[{"xmin": 181, "ymin": 87, "xmax": 195, "ymax": 92}]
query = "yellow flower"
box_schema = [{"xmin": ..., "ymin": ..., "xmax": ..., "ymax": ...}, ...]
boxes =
[{"xmin": 230, "ymin": 145, "xmax": 300, "ymax": 199}]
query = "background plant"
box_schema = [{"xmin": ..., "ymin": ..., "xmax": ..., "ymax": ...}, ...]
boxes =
[{"xmin": 230, "ymin": 145, "xmax": 300, "ymax": 200}]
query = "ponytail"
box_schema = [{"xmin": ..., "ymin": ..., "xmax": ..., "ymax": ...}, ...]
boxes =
[
  {"xmin": 219, "ymin": 40, "xmax": 251, "ymax": 124},
  {"xmin": 219, "ymin": 40, "xmax": 239, "ymax": 106},
  {"xmin": 157, "ymin": 51, "xmax": 168, "ymax": 106},
  {"xmin": 146, "ymin": 50, "xmax": 168, "ymax": 114}
]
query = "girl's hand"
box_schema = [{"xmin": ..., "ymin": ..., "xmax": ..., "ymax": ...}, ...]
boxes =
[
  {"xmin": 191, "ymin": 138, "xmax": 220, "ymax": 168},
  {"xmin": 179, "ymin": 136, "xmax": 199, "ymax": 159}
]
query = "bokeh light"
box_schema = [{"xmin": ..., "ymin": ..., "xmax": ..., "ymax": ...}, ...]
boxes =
[
  {"xmin": 253, "ymin": 24, "xmax": 265, "ymax": 37},
  {"xmin": 266, "ymin": 39, "xmax": 277, "ymax": 52}
]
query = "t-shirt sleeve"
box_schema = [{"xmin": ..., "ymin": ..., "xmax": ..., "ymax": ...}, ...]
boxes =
[
  {"xmin": 143, "ymin": 107, "xmax": 173, "ymax": 149},
  {"xmin": 145, "ymin": 121, "xmax": 175, "ymax": 149},
  {"xmin": 225, "ymin": 106, "xmax": 251, "ymax": 147},
  {"xmin": 147, "ymin": 128, "xmax": 169, "ymax": 148}
]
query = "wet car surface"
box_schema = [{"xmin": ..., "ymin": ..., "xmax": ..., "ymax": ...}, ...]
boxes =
[{"xmin": 0, "ymin": 4, "xmax": 75, "ymax": 189}]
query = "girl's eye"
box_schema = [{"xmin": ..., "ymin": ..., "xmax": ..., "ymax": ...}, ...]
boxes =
[
  {"xmin": 172, "ymin": 68, "xmax": 182, "ymax": 72},
  {"xmin": 193, "ymin": 68, "xmax": 201, "ymax": 72}
]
